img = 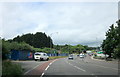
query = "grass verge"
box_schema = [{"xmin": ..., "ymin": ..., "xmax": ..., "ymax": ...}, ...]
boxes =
[
  {"xmin": 2, "ymin": 60, "xmax": 23, "ymax": 77},
  {"xmin": 49, "ymin": 56, "xmax": 67, "ymax": 60}
]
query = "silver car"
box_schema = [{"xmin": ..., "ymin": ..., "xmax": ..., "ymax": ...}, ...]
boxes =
[{"xmin": 68, "ymin": 54, "xmax": 73, "ymax": 60}]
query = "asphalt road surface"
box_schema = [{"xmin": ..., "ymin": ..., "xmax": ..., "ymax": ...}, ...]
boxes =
[
  {"xmin": 44, "ymin": 55, "xmax": 118, "ymax": 76},
  {"xmin": 12, "ymin": 55, "xmax": 119, "ymax": 77},
  {"xmin": 12, "ymin": 60, "xmax": 48, "ymax": 75}
]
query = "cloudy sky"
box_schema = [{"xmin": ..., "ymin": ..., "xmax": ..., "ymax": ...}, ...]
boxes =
[{"xmin": 0, "ymin": 1, "xmax": 118, "ymax": 47}]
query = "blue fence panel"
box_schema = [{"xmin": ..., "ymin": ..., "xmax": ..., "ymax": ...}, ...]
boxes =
[
  {"xmin": 19, "ymin": 51, "xmax": 34, "ymax": 60},
  {"xmin": 19, "ymin": 51, "xmax": 27, "ymax": 60},
  {"xmin": 10, "ymin": 50, "xmax": 34, "ymax": 60},
  {"xmin": 47, "ymin": 53, "xmax": 68, "ymax": 57},
  {"xmin": 11, "ymin": 50, "xmax": 19, "ymax": 60},
  {"xmin": 47, "ymin": 53, "xmax": 51, "ymax": 56}
]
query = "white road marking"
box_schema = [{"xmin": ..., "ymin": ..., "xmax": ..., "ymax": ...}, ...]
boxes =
[
  {"xmin": 45, "ymin": 65, "xmax": 49, "ymax": 71},
  {"xmin": 41, "ymin": 59, "xmax": 58, "ymax": 77},
  {"xmin": 69, "ymin": 63, "xmax": 73, "ymax": 66},
  {"xmin": 93, "ymin": 64, "xmax": 118, "ymax": 70},
  {"xmin": 77, "ymin": 58, "xmax": 118, "ymax": 70},
  {"xmin": 24, "ymin": 64, "xmax": 41, "ymax": 75},
  {"xmin": 40, "ymin": 73, "xmax": 44, "ymax": 77},
  {"xmin": 66, "ymin": 61, "xmax": 86, "ymax": 72},
  {"xmin": 49, "ymin": 63, "xmax": 52, "ymax": 65},
  {"xmin": 44, "ymin": 60, "xmax": 57, "ymax": 71},
  {"xmin": 74, "ymin": 66, "xmax": 86, "ymax": 72},
  {"xmin": 91, "ymin": 73, "xmax": 95, "ymax": 75}
]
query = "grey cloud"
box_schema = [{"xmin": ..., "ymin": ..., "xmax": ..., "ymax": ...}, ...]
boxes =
[{"xmin": 1, "ymin": 2, "xmax": 118, "ymax": 47}]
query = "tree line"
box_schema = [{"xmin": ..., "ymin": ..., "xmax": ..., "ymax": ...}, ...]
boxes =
[
  {"xmin": 1, "ymin": 39, "xmax": 53, "ymax": 60},
  {"xmin": 101, "ymin": 20, "xmax": 120, "ymax": 59},
  {"xmin": 8, "ymin": 32, "xmax": 53, "ymax": 48},
  {"xmin": 54, "ymin": 44, "xmax": 96, "ymax": 54},
  {"xmin": 1, "ymin": 31, "xmax": 97, "ymax": 60}
]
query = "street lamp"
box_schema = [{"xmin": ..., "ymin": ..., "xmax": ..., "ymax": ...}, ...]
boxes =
[
  {"xmin": 49, "ymin": 32, "xmax": 58, "ymax": 56},
  {"xmin": 49, "ymin": 32, "xmax": 58, "ymax": 48}
]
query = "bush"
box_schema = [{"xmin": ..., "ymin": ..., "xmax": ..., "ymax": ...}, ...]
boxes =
[
  {"xmin": 2, "ymin": 40, "xmax": 11, "ymax": 60},
  {"xmin": 10, "ymin": 42, "xmax": 33, "ymax": 51},
  {"xmin": 94, "ymin": 54, "xmax": 97, "ymax": 57},
  {"xmin": 2, "ymin": 61, "xmax": 23, "ymax": 77}
]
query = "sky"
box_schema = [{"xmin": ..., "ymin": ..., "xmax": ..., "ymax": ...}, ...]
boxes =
[{"xmin": 0, "ymin": 1, "xmax": 118, "ymax": 47}]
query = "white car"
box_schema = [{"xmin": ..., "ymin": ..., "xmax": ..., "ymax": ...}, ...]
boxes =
[
  {"xmin": 79, "ymin": 53, "xmax": 85, "ymax": 58},
  {"xmin": 34, "ymin": 52, "xmax": 49, "ymax": 61},
  {"xmin": 68, "ymin": 54, "xmax": 74, "ymax": 60}
]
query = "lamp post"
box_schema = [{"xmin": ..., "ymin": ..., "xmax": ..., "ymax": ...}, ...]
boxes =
[
  {"xmin": 96, "ymin": 37, "xmax": 99, "ymax": 51},
  {"xmin": 49, "ymin": 32, "xmax": 58, "ymax": 56},
  {"xmin": 49, "ymin": 32, "xmax": 58, "ymax": 48}
]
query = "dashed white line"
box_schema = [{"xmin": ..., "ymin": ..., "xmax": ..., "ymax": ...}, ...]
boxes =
[
  {"xmin": 77, "ymin": 58, "xmax": 118, "ymax": 71},
  {"xmin": 45, "ymin": 65, "xmax": 49, "ymax": 71},
  {"xmin": 40, "ymin": 59, "xmax": 58, "ymax": 77},
  {"xmin": 69, "ymin": 63, "xmax": 73, "ymax": 66},
  {"xmin": 40, "ymin": 73, "xmax": 44, "ymax": 77},
  {"xmin": 49, "ymin": 63, "xmax": 52, "ymax": 65},
  {"xmin": 93, "ymin": 64, "xmax": 118, "ymax": 70},
  {"xmin": 91, "ymin": 73, "xmax": 95, "ymax": 75},
  {"xmin": 74, "ymin": 66, "xmax": 86, "ymax": 72},
  {"xmin": 66, "ymin": 61, "xmax": 86, "ymax": 72}
]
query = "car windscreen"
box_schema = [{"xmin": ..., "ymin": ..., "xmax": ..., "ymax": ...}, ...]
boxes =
[
  {"xmin": 80, "ymin": 54, "xmax": 84, "ymax": 55},
  {"xmin": 69, "ymin": 55, "xmax": 73, "ymax": 57},
  {"xmin": 34, "ymin": 54, "xmax": 41, "ymax": 56}
]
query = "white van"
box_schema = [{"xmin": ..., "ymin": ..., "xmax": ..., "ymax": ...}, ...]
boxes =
[{"xmin": 34, "ymin": 52, "xmax": 49, "ymax": 61}]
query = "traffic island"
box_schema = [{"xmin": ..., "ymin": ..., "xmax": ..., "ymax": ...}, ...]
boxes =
[{"xmin": 92, "ymin": 55, "xmax": 119, "ymax": 62}]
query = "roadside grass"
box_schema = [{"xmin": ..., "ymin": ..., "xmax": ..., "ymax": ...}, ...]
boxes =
[
  {"xmin": 2, "ymin": 60, "xmax": 23, "ymax": 77},
  {"xmin": 49, "ymin": 56, "xmax": 67, "ymax": 60}
]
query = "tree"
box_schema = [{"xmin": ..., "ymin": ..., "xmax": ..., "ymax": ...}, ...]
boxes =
[
  {"xmin": 53, "ymin": 44, "xmax": 89, "ymax": 54},
  {"xmin": 12, "ymin": 32, "xmax": 53, "ymax": 48},
  {"xmin": 47, "ymin": 36, "xmax": 53, "ymax": 48},
  {"xmin": 2, "ymin": 40, "xmax": 11, "ymax": 60},
  {"xmin": 114, "ymin": 20, "xmax": 120, "ymax": 59},
  {"xmin": 101, "ymin": 20, "xmax": 120, "ymax": 58},
  {"xmin": 102, "ymin": 24, "xmax": 116, "ymax": 58}
]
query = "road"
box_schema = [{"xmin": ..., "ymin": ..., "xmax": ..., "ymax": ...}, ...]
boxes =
[
  {"xmin": 13, "ymin": 55, "xmax": 119, "ymax": 77},
  {"xmin": 12, "ymin": 60, "xmax": 48, "ymax": 75},
  {"xmin": 44, "ymin": 55, "xmax": 118, "ymax": 76}
]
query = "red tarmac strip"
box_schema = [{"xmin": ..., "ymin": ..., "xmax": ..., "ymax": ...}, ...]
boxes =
[{"xmin": 25, "ymin": 59, "xmax": 56, "ymax": 76}]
